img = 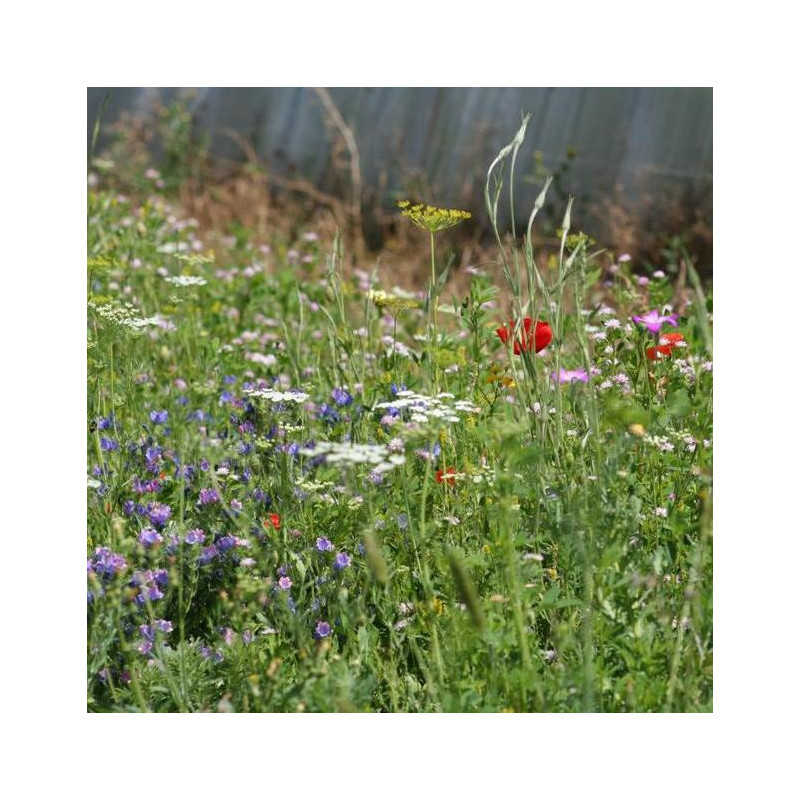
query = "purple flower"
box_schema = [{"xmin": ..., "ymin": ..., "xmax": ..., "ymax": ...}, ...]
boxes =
[
  {"xmin": 278, "ymin": 576, "xmax": 293, "ymax": 590},
  {"xmin": 551, "ymin": 368, "xmax": 590, "ymax": 384},
  {"xmin": 153, "ymin": 569, "xmax": 169, "ymax": 587},
  {"xmin": 138, "ymin": 528, "xmax": 163, "ymax": 547},
  {"xmin": 198, "ymin": 545, "xmax": 219, "ymax": 564},
  {"xmin": 150, "ymin": 410, "xmax": 168, "ymax": 424},
  {"xmin": 632, "ymin": 309, "xmax": 679, "ymax": 335},
  {"xmin": 139, "ymin": 624, "xmax": 155, "ymax": 641},
  {"xmin": 155, "ymin": 619, "xmax": 173, "ymax": 633},
  {"xmin": 136, "ymin": 584, "xmax": 164, "ymax": 604},
  {"xmin": 100, "ymin": 437, "xmax": 118, "ymax": 452},
  {"xmin": 314, "ymin": 620, "xmax": 331, "ymax": 639},
  {"xmin": 137, "ymin": 640, "xmax": 154, "ymax": 655},
  {"xmin": 334, "ymin": 552, "xmax": 351, "ymax": 571},
  {"xmin": 199, "ymin": 487, "xmax": 220, "ymax": 505},
  {"xmin": 318, "ymin": 404, "xmax": 340, "ymax": 424},
  {"xmin": 147, "ymin": 502, "xmax": 172, "ymax": 527},
  {"xmin": 185, "ymin": 528, "xmax": 205, "ymax": 545},
  {"xmin": 90, "ymin": 547, "xmax": 127, "ymax": 577},
  {"xmin": 331, "ymin": 387, "xmax": 353, "ymax": 406},
  {"xmin": 316, "ymin": 536, "xmax": 334, "ymax": 552}
]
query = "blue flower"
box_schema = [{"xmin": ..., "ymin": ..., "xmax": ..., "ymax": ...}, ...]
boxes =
[
  {"xmin": 316, "ymin": 536, "xmax": 334, "ymax": 552},
  {"xmin": 314, "ymin": 621, "xmax": 331, "ymax": 639},
  {"xmin": 100, "ymin": 437, "xmax": 118, "ymax": 452},
  {"xmin": 147, "ymin": 502, "xmax": 172, "ymax": 527},
  {"xmin": 334, "ymin": 552, "xmax": 351, "ymax": 571},
  {"xmin": 138, "ymin": 528, "xmax": 163, "ymax": 547},
  {"xmin": 318, "ymin": 404, "xmax": 340, "ymax": 424},
  {"xmin": 96, "ymin": 415, "xmax": 115, "ymax": 431},
  {"xmin": 150, "ymin": 410, "xmax": 168, "ymax": 424},
  {"xmin": 198, "ymin": 545, "xmax": 219, "ymax": 565},
  {"xmin": 331, "ymin": 387, "xmax": 353, "ymax": 406},
  {"xmin": 185, "ymin": 528, "xmax": 205, "ymax": 545},
  {"xmin": 199, "ymin": 487, "xmax": 220, "ymax": 505},
  {"xmin": 90, "ymin": 547, "xmax": 127, "ymax": 577}
]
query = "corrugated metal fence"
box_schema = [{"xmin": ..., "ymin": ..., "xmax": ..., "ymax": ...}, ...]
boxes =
[{"xmin": 88, "ymin": 87, "xmax": 712, "ymax": 246}]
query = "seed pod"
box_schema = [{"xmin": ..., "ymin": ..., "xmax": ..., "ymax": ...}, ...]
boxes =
[
  {"xmin": 447, "ymin": 548, "xmax": 485, "ymax": 631},
  {"xmin": 363, "ymin": 533, "xmax": 389, "ymax": 586}
]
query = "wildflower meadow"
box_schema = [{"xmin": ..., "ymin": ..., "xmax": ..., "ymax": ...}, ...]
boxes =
[{"xmin": 87, "ymin": 113, "xmax": 712, "ymax": 713}]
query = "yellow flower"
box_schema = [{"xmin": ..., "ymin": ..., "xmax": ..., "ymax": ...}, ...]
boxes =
[
  {"xmin": 397, "ymin": 200, "xmax": 471, "ymax": 233},
  {"xmin": 369, "ymin": 289, "xmax": 421, "ymax": 314}
]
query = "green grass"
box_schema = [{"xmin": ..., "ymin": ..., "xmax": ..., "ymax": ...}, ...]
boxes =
[{"xmin": 87, "ymin": 124, "xmax": 712, "ymax": 713}]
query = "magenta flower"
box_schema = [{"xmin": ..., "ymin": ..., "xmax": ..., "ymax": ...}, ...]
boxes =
[
  {"xmin": 551, "ymin": 368, "xmax": 590, "ymax": 384},
  {"xmin": 632, "ymin": 309, "xmax": 679, "ymax": 335}
]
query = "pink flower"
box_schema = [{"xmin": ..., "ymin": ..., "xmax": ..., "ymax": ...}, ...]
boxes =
[{"xmin": 632, "ymin": 309, "xmax": 679, "ymax": 335}]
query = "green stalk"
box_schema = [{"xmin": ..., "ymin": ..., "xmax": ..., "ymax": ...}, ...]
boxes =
[{"xmin": 430, "ymin": 230, "xmax": 439, "ymax": 393}]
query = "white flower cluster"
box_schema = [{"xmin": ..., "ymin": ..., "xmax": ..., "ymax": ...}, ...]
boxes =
[
  {"xmin": 163, "ymin": 275, "xmax": 208, "ymax": 287},
  {"xmin": 374, "ymin": 391, "xmax": 480, "ymax": 424},
  {"xmin": 88, "ymin": 299, "xmax": 161, "ymax": 331},
  {"xmin": 300, "ymin": 441, "xmax": 406, "ymax": 473},
  {"xmin": 381, "ymin": 335, "xmax": 414, "ymax": 359},
  {"xmin": 244, "ymin": 388, "xmax": 309, "ymax": 404}
]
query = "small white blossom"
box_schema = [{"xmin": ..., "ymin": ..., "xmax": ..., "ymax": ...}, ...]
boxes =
[
  {"xmin": 244, "ymin": 388, "xmax": 309, "ymax": 404},
  {"xmin": 163, "ymin": 275, "xmax": 207, "ymax": 287}
]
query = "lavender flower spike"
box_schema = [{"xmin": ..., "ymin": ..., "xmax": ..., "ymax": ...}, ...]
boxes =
[{"xmin": 632, "ymin": 309, "xmax": 679, "ymax": 335}]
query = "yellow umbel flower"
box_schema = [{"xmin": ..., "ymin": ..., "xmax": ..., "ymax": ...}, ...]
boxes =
[
  {"xmin": 369, "ymin": 289, "xmax": 421, "ymax": 314},
  {"xmin": 397, "ymin": 200, "xmax": 471, "ymax": 233}
]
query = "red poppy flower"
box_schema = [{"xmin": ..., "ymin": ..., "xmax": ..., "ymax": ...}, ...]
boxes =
[
  {"xmin": 436, "ymin": 467, "xmax": 456, "ymax": 486},
  {"xmin": 263, "ymin": 513, "xmax": 281, "ymax": 530},
  {"xmin": 646, "ymin": 332, "xmax": 685, "ymax": 361},
  {"xmin": 496, "ymin": 318, "xmax": 552, "ymax": 355}
]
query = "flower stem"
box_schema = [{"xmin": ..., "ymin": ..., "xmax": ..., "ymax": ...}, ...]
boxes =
[{"xmin": 429, "ymin": 231, "xmax": 439, "ymax": 392}]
